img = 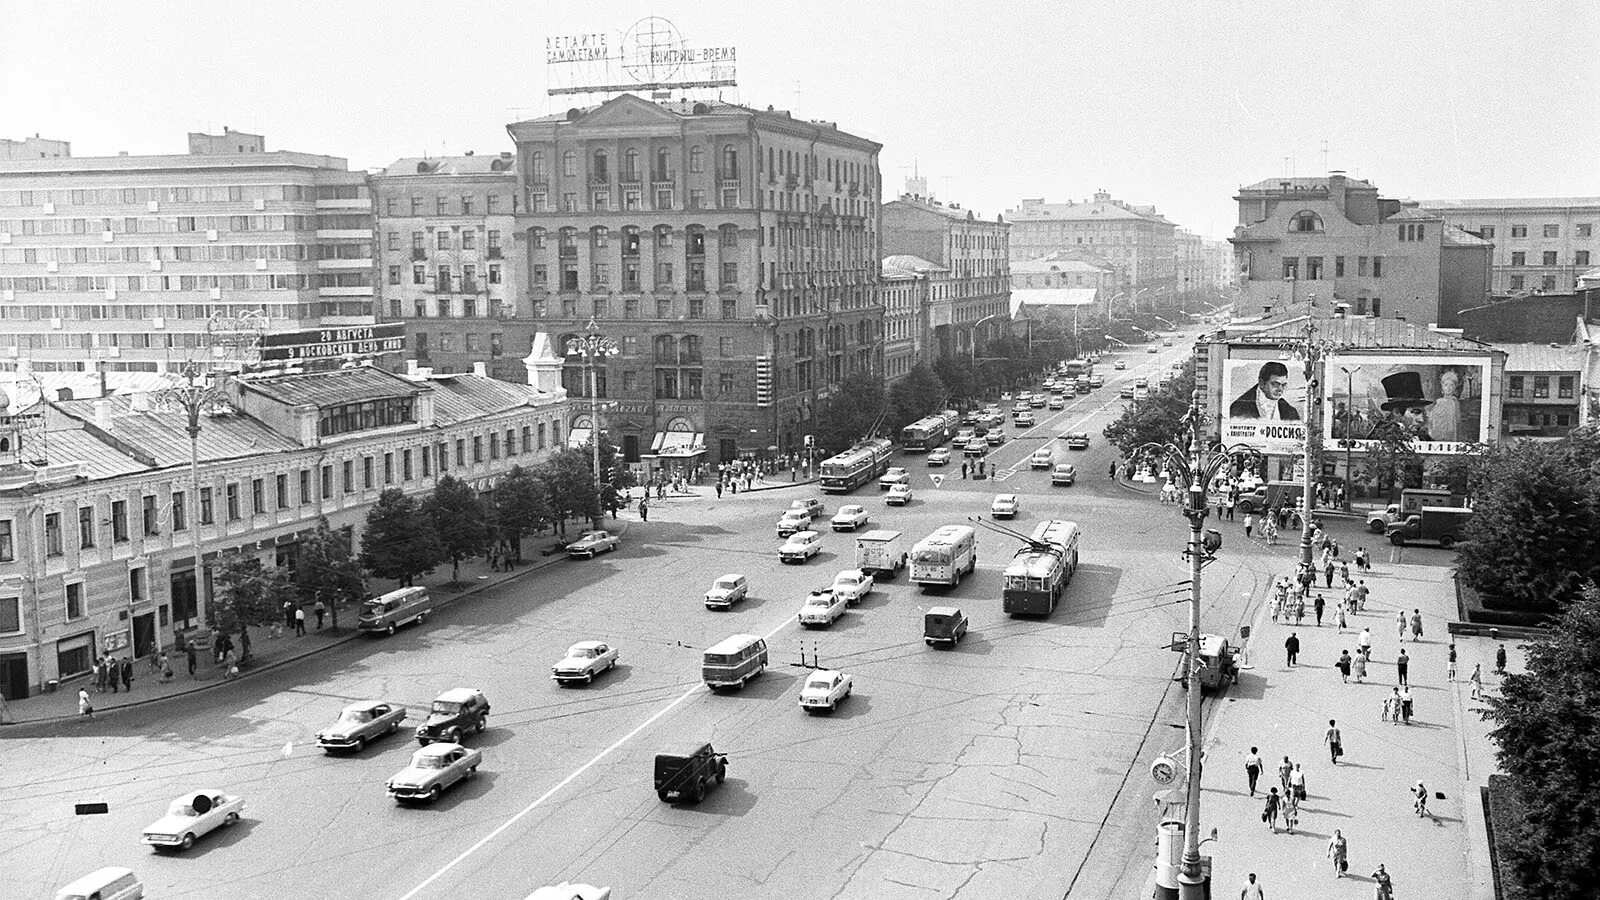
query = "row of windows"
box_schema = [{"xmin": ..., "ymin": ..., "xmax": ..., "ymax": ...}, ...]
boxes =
[
  {"xmin": 1281, "ymin": 255, "xmax": 1385, "ymax": 280},
  {"xmin": 0, "ymin": 215, "xmax": 324, "ymax": 235},
  {"xmin": 530, "ymin": 145, "xmax": 737, "ymax": 183},
  {"xmin": 1506, "ymin": 250, "xmax": 1590, "ymax": 267},
  {"xmin": 0, "ymin": 274, "xmax": 333, "ymax": 292},
  {"xmin": 0, "ymin": 242, "xmax": 324, "ymax": 265},
  {"xmin": 1506, "ymin": 275, "xmax": 1572, "ymax": 292},
  {"xmin": 389, "ymin": 263, "xmax": 502, "ymax": 289},
  {"xmin": 1481, "ymin": 224, "xmax": 1594, "ymax": 240},
  {"xmin": 383, "ymin": 193, "xmax": 509, "ymax": 217},
  {"xmin": 394, "ymin": 297, "xmax": 509, "ymax": 321},
  {"xmin": 0, "ymin": 184, "xmax": 324, "ymax": 208},
  {"xmin": 387, "ymin": 229, "xmax": 502, "ymax": 252},
  {"xmin": 1506, "ymin": 375, "xmax": 1575, "ymax": 400}
]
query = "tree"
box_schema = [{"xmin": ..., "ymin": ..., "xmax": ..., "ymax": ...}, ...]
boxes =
[
  {"xmin": 424, "ymin": 474, "xmax": 490, "ymax": 583},
  {"xmin": 886, "ymin": 363, "xmax": 946, "ymax": 435},
  {"xmin": 360, "ymin": 488, "xmax": 443, "ymax": 586},
  {"xmin": 1357, "ymin": 416, "xmax": 1425, "ymax": 499},
  {"xmin": 536, "ymin": 449, "xmax": 600, "ymax": 538},
  {"xmin": 494, "ymin": 465, "xmax": 551, "ymax": 562},
  {"xmin": 1482, "ymin": 584, "xmax": 1600, "ymax": 900},
  {"xmin": 933, "ymin": 356, "xmax": 977, "ymax": 406},
  {"xmin": 296, "ymin": 517, "xmax": 365, "ymax": 630},
  {"xmin": 814, "ymin": 372, "xmax": 886, "ymax": 456},
  {"xmin": 208, "ymin": 552, "xmax": 283, "ymax": 663},
  {"xmin": 1102, "ymin": 366, "xmax": 1197, "ymax": 457},
  {"xmin": 1457, "ymin": 429, "xmax": 1600, "ymax": 610}
]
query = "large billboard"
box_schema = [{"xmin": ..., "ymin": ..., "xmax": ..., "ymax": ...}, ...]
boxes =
[
  {"xmin": 257, "ymin": 323, "xmax": 406, "ymax": 363},
  {"xmin": 1220, "ymin": 354, "xmax": 1311, "ymax": 455},
  {"xmin": 1323, "ymin": 354, "xmax": 1492, "ymax": 454}
]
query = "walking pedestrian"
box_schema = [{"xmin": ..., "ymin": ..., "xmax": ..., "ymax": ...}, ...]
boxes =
[
  {"xmin": 1373, "ymin": 864, "xmax": 1394, "ymax": 900},
  {"xmin": 108, "ymin": 656, "xmax": 119, "ymax": 694},
  {"xmin": 186, "ymin": 644, "xmax": 197, "ymax": 678},
  {"xmin": 1225, "ymin": 494, "xmax": 1236, "ymax": 521},
  {"xmin": 294, "ymin": 606, "xmax": 307, "ymax": 636},
  {"xmin": 1109, "ymin": 460, "xmax": 1118, "ymax": 480},
  {"xmin": 78, "ymin": 687, "xmax": 93, "ymax": 718},
  {"xmin": 715, "ymin": 481, "xmax": 723, "ymax": 499},
  {"xmin": 1283, "ymin": 789, "xmax": 1299, "ymax": 833},
  {"xmin": 1289, "ymin": 762, "xmax": 1306, "ymax": 803},
  {"xmin": 1339, "ymin": 560, "xmax": 1351, "ymax": 586},
  {"xmin": 1327, "ymin": 829, "xmax": 1348, "ymax": 877},
  {"xmin": 1409, "ymin": 608, "xmax": 1424, "ymax": 642},
  {"xmin": 1336, "ymin": 650, "xmax": 1352, "ymax": 683},
  {"xmin": 314, "ymin": 599, "xmax": 327, "ymax": 629},
  {"xmin": 1294, "ymin": 596, "xmax": 1306, "ymax": 625},
  {"xmin": 1396, "ymin": 609, "xmax": 1407, "ymax": 643},
  {"xmin": 961, "ymin": 461, "xmax": 969, "ymax": 480},
  {"xmin": 94, "ymin": 658, "xmax": 107, "ymax": 694},
  {"xmin": 1245, "ymin": 746, "xmax": 1263, "ymax": 797},
  {"xmin": 1263, "ymin": 787, "xmax": 1282, "ymax": 833},
  {"xmin": 283, "ymin": 599, "xmax": 295, "ymax": 630},
  {"xmin": 1240, "ymin": 872, "xmax": 1266, "ymax": 900},
  {"xmin": 1324, "ymin": 559, "xmax": 1335, "ymax": 588},
  {"xmin": 1412, "ymin": 781, "xmax": 1430, "ymax": 817},
  {"xmin": 1400, "ymin": 685, "xmax": 1414, "ymax": 723},
  {"xmin": 1446, "ymin": 642, "xmax": 1457, "ymax": 682},
  {"xmin": 1324, "ymin": 719, "xmax": 1343, "ymax": 764},
  {"xmin": 1277, "ymin": 755, "xmax": 1293, "ymax": 794},
  {"xmin": 1381, "ymin": 690, "xmax": 1395, "ymax": 724},
  {"xmin": 1396, "ymin": 648, "xmax": 1409, "ymax": 686},
  {"xmin": 1355, "ymin": 580, "xmax": 1370, "ymax": 609},
  {"xmin": 120, "ymin": 657, "xmax": 133, "ymax": 692},
  {"xmin": 1314, "ymin": 593, "xmax": 1325, "ymax": 627},
  {"xmin": 1352, "ymin": 650, "xmax": 1367, "ymax": 682},
  {"xmin": 1244, "ymin": 513, "xmax": 1254, "ymax": 538},
  {"xmin": 1495, "ymin": 642, "xmax": 1507, "ymax": 674},
  {"xmin": 1336, "ymin": 604, "xmax": 1348, "ymax": 632},
  {"xmin": 1469, "ymin": 662, "xmax": 1483, "ymax": 700},
  {"xmin": 1284, "ymin": 632, "xmax": 1300, "ymax": 667},
  {"xmin": 489, "ymin": 548, "xmax": 501, "ymax": 573},
  {"xmin": 1358, "ymin": 627, "xmax": 1373, "ymax": 661},
  {"xmin": 638, "ymin": 498, "xmax": 648, "ymax": 522},
  {"xmin": 1356, "ymin": 546, "xmax": 1370, "ymax": 572}
]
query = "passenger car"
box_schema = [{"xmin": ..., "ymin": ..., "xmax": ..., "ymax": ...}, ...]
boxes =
[
  {"xmin": 1147, "ymin": 345, "xmax": 1160, "ymax": 353},
  {"xmin": 830, "ymin": 568, "xmax": 875, "ymax": 604},
  {"xmin": 1029, "ymin": 394, "xmax": 1047, "ymax": 408},
  {"xmin": 566, "ymin": 530, "xmax": 620, "ymax": 558},
  {"xmin": 1013, "ymin": 411, "xmax": 1036, "ymax": 427},
  {"xmin": 798, "ymin": 670, "xmax": 854, "ymax": 713},
  {"xmin": 1030, "ymin": 448, "xmax": 1054, "ymax": 469},
  {"xmin": 416, "ymin": 688, "xmax": 490, "ymax": 745},
  {"xmin": 386, "ymin": 742, "xmax": 482, "ymax": 803},
  {"xmin": 878, "ymin": 467, "xmax": 910, "ymax": 489},
  {"xmin": 704, "ymin": 573, "xmax": 749, "ymax": 609},
  {"xmin": 797, "ymin": 588, "xmax": 847, "ymax": 627},
  {"xmin": 963, "ymin": 438, "xmax": 988, "ymax": 457},
  {"xmin": 1052, "ymin": 463, "xmax": 1078, "ymax": 485},
  {"xmin": 924, "ymin": 606, "xmax": 970, "ymax": 647},
  {"xmin": 885, "ymin": 483, "xmax": 914, "ymax": 505},
  {"xmin": 1011, "ymin": 403, "xmax": 1029, "ymax": 417},
  {"xmin": 776, "ymin": 509, "xmax": 813, "ymax": 537},
  {"xmin": 790, "ymin": 498, "xmax": 826, "ymax": 518},
  {"xmin": 1163, "ymin": 338, "xmax": 1174, "ymax": 347},
  {"xmin": 142, "ymin": 791, "xmax": 244, "ymax": 851},
  {"xmin": 1114, "ymin": 360, "xmax": 1127, "ymax": 370},
  {"xmin": 1120, "ymin": 387, "xmax": 1136, "ymax": 400},
  {"xmin": 1047, "ymin": 395, "xmax": 1065, "ymax": 410},
  {"xmin": 1088, "ymin": 375, "xmax": 1105, "ymax": 388},
  {"xmin": 953, "ymin": 428, "xmax": 976, "ymax": 445},
  {"xmin": 926, "ymin": 447, "xmax": 952, "ymax": 466},
  {"xmin": 316, "ymin": 700, "xmax": 407, "ymax": 753},
  {"xmin": 1065, "ymin": 432, "xmax": 1091, "ymax": 450},
  {"xmin": 830, "ymin": 504, "xmax": 870, "ymax": 531},
  {"xmin": 779, "ymin": 530, "xmax": 822, "ymax": 563},
  {"xmin": 551, "ymin": 640, "xmax": 618, "ymax": 685},
  {"xmin": 654, "ymin": 743, "xmax": 727, "ymax": 803},
  {"xmin": 991, "ymin": 493, "xmax": 1020, "ymax": 518},
  {"xmin": 985, "ymin": 429, "xmax": 1007, "ymax": 446}
]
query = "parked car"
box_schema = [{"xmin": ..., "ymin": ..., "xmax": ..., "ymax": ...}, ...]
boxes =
[
  {"xmin": 704, "ymin": 573, "xmax": 750, "ymax": 609},
  {"xmin": 1052, "ymin": 464, "xmax": 1078, "ymax": 486},
  {"xmin": 798, "ymin": 670, "xmax": 854, "ymax": 713},
  {"xmin": 386, "ymin": 742, "xmax": 482, "ymax": 803},
  {"xmin": 780, "ymin": 530, "xmax": 823, "ymax": 564},
  {"xmin": 777, "ymin": 509, "xmax": 813, "ymax": 537},
  {"xmin": 654, "ymin": 743, "xmax": 727, "ymax": 804},
  {"xmin": 416, "ymin": 688, "xmax": 490, "ymax": 745},
  {"xmin": 991, "ymin": 494, "xmax": 1020, "ymax": 519},
  {"xmin": 566, "ymin": 530, "xmax": 620, "ymax": 558},
  {"xmin": 1047, "ymin": 395, "xmax": 1066, "ymax": 410},
  {"xmin": 885, "ymin": 483, "xmax": 914, "ymax": 506},
  {"xmin": 830, "ymin": 569, "xmax": 874, "ymax": 604},
  {"xmin": 831, "ymin": 504, "xmax": 871, "ymax": 531},
  {"xmin": 142, "ymin": 791, "xmax": 245, "ymax": 851},
  {"xmin": 316, "ymin": 700, "xmax": 407, "ymax": 753},
  {"xmin": 790, "ymin": 498, "xmax": 825, "ymax": 518},
  {"xmin": 797, "ymin": 588, "xmax": 848, "ymax": 627},
  {"xmin": 1013, "ymin": 411, "xmax": 1036, "ymax": 427},
  {"xmin": 1163, "ymin": 338, "xmax": 1174, "ymax": 347},
  {"xmin": 1030, "ymin": 448, "xmax": 1053, "ymax": 470},
  {"xmin": 1065, "ymin": 432, "xmax": 1091, "ymax": 450},
  {"xmin": 878, "ymin": 467, "xmax": 910, "ymax": 489},
  {"xmin": 1147, "ymin": 346, "xmax": 1160, "ymax": 353},
  {"xmin": 551, "ymin": 640, "xmax": 618, "ymax": 685},
  {"xmin": 1011, "ymin": 403, "xmax": 1030, "ymax": 416},
  {"xmin": 926, "ymin": 447, "xmax": 952, "ymax": 466},
  {"xmin": 924, "ymin": 606, "xmax": 970, "ymax": 648}
]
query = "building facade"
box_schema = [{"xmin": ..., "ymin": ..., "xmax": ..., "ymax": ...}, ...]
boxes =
[
  {"xmin": 502, "ymin": 95, "xmax": 884, "ymax": 467},
  {"xmin": 0, "ymin": 129, "xmax": 375, "ymax": 374},
  {"xmin": 1004, "ymin": 191, "xmax": 1177, "ymax": 298},
  {"xmin": 1496, "ymin": 343, "xmax": 1586, "ymax": 437},
  {"xmin": 0, "ymin": 352, "xmax": 568, "ymax": 700},
  {"xmin": 882, "ymin": 192, "xmax": 1010, "ymax": 360},
  {"xmin": 880, "ymin": 254, "xmax": 950, "ymax": 382},
  {"xmin": 1230, "ymin": 174, "xmax": 1492, "ymax": 328},
  {"xmin": 1420, "ymin": 197, "xmax": 1599, "ymax": 295},
  {"xmin": 370, "ymin": 154, "xmax": 521, "ymax": 380}
]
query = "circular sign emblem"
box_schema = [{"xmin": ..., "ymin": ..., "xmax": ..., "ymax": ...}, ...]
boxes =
[
  {"xmin": 1151, "ymin": 755, "xmax": 1178, "ymax": 785},
  {"xmin": 621, "ymin": 16, "xmax": 685, "ymax": 84}
]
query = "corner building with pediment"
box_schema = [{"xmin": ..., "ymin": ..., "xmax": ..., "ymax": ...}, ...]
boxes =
[{"xmin": 505, "ymin": 95, "xmax": 884, "ymax": 472}]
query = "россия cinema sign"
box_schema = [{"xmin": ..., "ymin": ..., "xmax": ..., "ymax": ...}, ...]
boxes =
[{"xmin": 257, "ymin": 324, "xmax": 406, "ymax": 362}]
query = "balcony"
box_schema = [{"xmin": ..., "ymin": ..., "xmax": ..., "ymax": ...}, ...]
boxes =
[
  {"xmin": 589, "ymin": 173, "xmax": 610, "ymax": 186},
  {"xmin": 651, "ymin": 178, "xmax": 675, "ymax": 190}
]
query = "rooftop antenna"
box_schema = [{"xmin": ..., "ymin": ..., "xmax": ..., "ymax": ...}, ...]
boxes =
[
  {"xmin": 792, "ymin": 80, "xmax": 801, "ymax": 113},
  {"xmin": 940, "ymin": 175, "xmax": 953, "ymax": 200},
  {"xmin": 1282, "ymin": 155, "xmax": 1290, "ymax": 177},
  {"xmin": 1320, "ymin": 140, "xmax": 1330, "ymax": 173}
]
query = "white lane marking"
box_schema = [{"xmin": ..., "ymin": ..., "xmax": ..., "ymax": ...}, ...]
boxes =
[{"xmin": 395, "ymin": 615, "xmax": 797, "ymax": 900}]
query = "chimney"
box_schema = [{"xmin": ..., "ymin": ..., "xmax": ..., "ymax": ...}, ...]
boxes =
[
  {"xmin": 405, "ymin": 359, "xmax": 419, "ymax": 376},
  {"xmin": 472, "ymin": 361, "xmax": 488, "ymax": 377},
  {"xmin": 93, "ymin": 399, "xmax": 112, "ymax": 429},
  {"xmin": 130, "ymin": 391, "xmax": 150, "ymax": 412}
]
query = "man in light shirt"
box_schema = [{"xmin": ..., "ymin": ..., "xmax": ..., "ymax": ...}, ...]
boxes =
[{"xmin": 1229, "ymin": 361, "xmax": 1300, "ymax": 421}]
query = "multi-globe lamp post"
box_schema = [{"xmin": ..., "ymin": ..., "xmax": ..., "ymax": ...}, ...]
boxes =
[
  {"xmin": 1277, "ymin": 317, "xmax": 1343, "ymax": 569},
  {"xmin": 566, "ymin": 318, "xmax": 619, "ymax": 523}
]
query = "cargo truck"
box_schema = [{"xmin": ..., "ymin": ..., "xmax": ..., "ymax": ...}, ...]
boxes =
[
  {"xmin": 1366, "ymin": 488, "xmax": 1465, "ymax": 533},
  {"xmin": 1386, "ymin": 506, "xmax": 1474, "ymax": 548},
  {"xmin": 855, "ymin": 529, "xmax": 907, "ymax": 579}
]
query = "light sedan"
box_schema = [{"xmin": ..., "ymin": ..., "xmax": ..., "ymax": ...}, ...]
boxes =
[
  {"xmin": 551, "ymin": 640, "xmax": 618, "ymax": 685},
  {"xmin": 797, "ymin": 588, "xmax": 848, "ymax": 627},
  {"xmin": 387, "ymin": 743, "xmax": 482, "ymax": 803},
  {"xmin": 831, "ymin": 504, "xmax": 870, "ymax": 531},
  {"xmin": 963, "ymin": 438, "xmax": 988, "ymax": 457},
  {"xmin": 830, "ymin": 569, "xmax": 874, "ymax": 605},
  {"xmin": 991, "ymin": 493, "xmax": 1021, "ymax": 519},
  {"xmin": 776, "ymin": 509, "xmax": 813, "ymax": 537},
  {"xmin": 885, "ymin": 483, "xmax": 914, "ymax": 506},
  {"xmin": 566, "ymin": 530, "xmax": 620, "ymax": 558},
  {"xmin": 1047, "ymin": 395, "xmax": 1065, "ymax": 410},
  {"xmin": 878, "ymin": 467, "xmax": 910, "ymax": 489},
  {"xmin": 1013, "ymin": 411, "xmax": 1036, "ymax": 427},
  {"xmin": 142, "ymin": 791, "xmax": 245, "ymax": 851},
  {"xmin": 926, "ymin": 447, "xmax": 952, "ymax": 466},
  {"xmin": 1114, "ymin": 360, "xmax": 1127, "ymax": 370},
  {"xmin": 316, "ymin": 700, "xmax": 407, "ymax": 753},
  {"xmin": 798, "ymin": 669, "xmax": 854, "ymax": 713}
]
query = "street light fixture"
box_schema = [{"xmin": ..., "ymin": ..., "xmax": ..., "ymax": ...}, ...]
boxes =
[
  {"xmin": 154, "ymin": 361, "xmax": 231, "ymax": 638},
  {"xmin": 565, "ymin": 318, "xmax": 620, "ymax": 524}
]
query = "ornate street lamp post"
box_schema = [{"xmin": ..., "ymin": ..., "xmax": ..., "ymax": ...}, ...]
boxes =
[
  {"xmin": 153, "ymin": 362, "xmax": 230, "ymax": 635},
  {"xmin": 1278, "ymin": 316, "xmax": 1343, "ymax": 569},
  {"xmin": 1340, "ymin": 364, "xmax": 1362, "ymax": 512},
  {"xmin": 566, "ymin": 318, "xmax": 619, "ymax": 524}
]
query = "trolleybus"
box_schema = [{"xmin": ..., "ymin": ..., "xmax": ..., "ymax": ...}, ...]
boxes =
[
  {"xmin": 901, "ymin": 414, "xmax": 954, "ymax": 452},
  {"xmin": 819, "ymin": 438, "xmax": 895, "ymax": 493}
]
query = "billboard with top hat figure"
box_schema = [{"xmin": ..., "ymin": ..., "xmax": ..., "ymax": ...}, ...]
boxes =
[{"xmin": 1323, "ymin": 355, "xmax": 1492, "ymax": 454}]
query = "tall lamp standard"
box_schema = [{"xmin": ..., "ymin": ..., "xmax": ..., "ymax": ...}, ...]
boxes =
[
  {"xmin": 154, "ymin": 362, "xmax": 230, "ymax": 638},
  {"xmin": 1279, "ymin": 316, "xmax": 1342, "ymax": 569},
  {"xmin": 1136, "ymin": 393, "xmax": 1261, "ymax": 900},
  {"xmin": 566, "ymin": 318, "xmax": 619, "ymax": 525},
  {"xmin": 1340, "ymin": 365, "xmax": 1362, "ymax": 512}
]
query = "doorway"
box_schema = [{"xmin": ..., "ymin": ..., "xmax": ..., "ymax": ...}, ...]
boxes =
[
  {"xmin": 0, "ymin": 652, "xmax": 28, "ymax": 700},
  {"xmin": 133, "ymin": 613, "xmax": 156, "ymax": 658}
]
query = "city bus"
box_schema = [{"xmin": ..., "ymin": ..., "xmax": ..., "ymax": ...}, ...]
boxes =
[
  {"xmin": 901, "ymin": 414, "xmax": 954, "ymax": 452},
  {"xmin": 1062, "ymin": 359, "xmax": 1092, "ymax": 380},
  {"xmin": 910, "ymin": 524, "xmax": 978, "ymax": 587},
  {"xmin": 1001, "ymin": 546, "xmax": 1069, "ymax": 615},
  {"xmin": 819, "ymin": 438, "xmax": 895, "ymax": 494}
]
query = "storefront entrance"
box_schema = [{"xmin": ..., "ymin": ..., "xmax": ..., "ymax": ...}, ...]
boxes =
[{"xmin": 0, "ymin": 652, "xmax": 28, "ymax": 700}]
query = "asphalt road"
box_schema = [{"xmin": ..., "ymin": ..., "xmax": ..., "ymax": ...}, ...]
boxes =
[{"xmin": 5, "ymin": 332, "xmax": 1338, "ymax": 900}]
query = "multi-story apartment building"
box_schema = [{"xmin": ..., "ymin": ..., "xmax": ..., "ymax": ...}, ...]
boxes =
[
  {"xmin": 0, "ymin": 350, "xmax": 569, "ymax": 700},
  {"xmin": 370, "ymin": 153, "xmax": 521, "ymax": 380},
  {"xmin": 1230, "ymin": 174, "xmax": 1492, "ymax": 327},
  {"xmin": 1420, "ymin": 197, "xmax": 1600, "ymax": 295},
  {"xmin": 0, "ymin": 128, "xmax": 374, "ymax": 375},
  {"xmin": 504, "ymin": 95, "xmax": 883, "ymax": 467},
  {"xmin": 882, "ymin": 192, "xmax": 1010, "ymax": 360},
  {"xmin": 880, "ymin": 254, "xmax": 947, "ymax": 382},
  {"xmin": 1004, "ymin": 191, "xmax": 1177, "ymax": 296},
  {"xmin": 1496, "ymin": 343, "xmax": 1586, "ymax": 437}
]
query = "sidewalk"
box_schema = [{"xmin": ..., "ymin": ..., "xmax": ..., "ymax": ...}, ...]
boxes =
[
  {"xmin": 1196, "ymin": 559, "xmax": 1512, "ymax": 900},
  {"xmin": 2, "ymin": 519, "xmax": 630, "ymax": 727}
]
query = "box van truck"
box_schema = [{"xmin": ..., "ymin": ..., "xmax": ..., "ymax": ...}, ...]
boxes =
[
  {"xmin": 358, "ymin": 586, "xmax": 434, "ymax": 636},
  {"xmin": 54, "ymin": 867, "xmax": 144, "ymax": 900},
  {"xmin": 855, "ymin": 529, "xmax": 907, "ymax": 578}
]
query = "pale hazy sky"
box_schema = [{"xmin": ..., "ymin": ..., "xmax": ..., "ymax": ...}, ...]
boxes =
[{"xmin": 3, "ymin": 0, "xmax": 1597, "ymax": 239}]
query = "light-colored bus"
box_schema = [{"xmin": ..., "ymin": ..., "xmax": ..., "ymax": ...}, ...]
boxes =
[
  {"xmin": 1029, "ymin": 520, "xmax": 1082, "ymax": 572},
  {"xmin": 910, "ymin": 524, "xmax": 978, "ymax": 587},
  {"xmin": 900, "ymin": 415, "xmax": 952, "ymax": 452},
  {"xmin": 357, "ymin": 586, "xmax": 434, "ymax": 636},
  {"xmin": 701, "ymin": 633, "xmax": 769, "ymax": 690},
  {"xmin": 1003, "ymin": 520, "xmax": 1081, "ymax": 615},
  {"xmin": 819, "ymin": 438, "xmax": 895, "ymax": 493}
]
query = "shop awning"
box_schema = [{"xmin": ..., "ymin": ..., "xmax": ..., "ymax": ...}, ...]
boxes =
[{"xmin": 647, "ymin": 431, "xmax": 705, "ymax": 458}]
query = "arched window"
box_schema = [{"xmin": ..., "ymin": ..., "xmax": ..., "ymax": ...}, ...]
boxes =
[
  {"xmin": 530, "ymin": 151, "xmax": 546, "ymax": 181},
  {"xmin": 722, "ymin": 145, "xmax": 738, "ymax": 178},
  {"xmin": 622, "ymin": 226, "xmax": 641, "ymax": 256},
  {"xmin": 1289, "ymin": 210, "xmax": 1324, "ymax": 233},
  {"xmin": 558, "ymin": 227, "xmax": 577, "ymax": 255},
  {"xmin": 531, "ymin": 227, "xmax": 547, "ymax": 249},
  {"xmin": 689, "ymin": 146, "xmax": 705, "ymax": 174},
  {"xmin": 623, "ymin": 148, "xmax": 639, "ymax": 182},
  {"xmin": 592, "ymin": 151, "xmax": 608, "ymax": 182},
  {"xmin": 561, "ymin": 150, "xmax": 577, "ymax": 177},
  {"xmin": 654, "ymin": 148, "xmax": 670, "ymax": 181},
  {"xmin": 686, "ymin": 226, "xmax": 706, "ymax": 256}
]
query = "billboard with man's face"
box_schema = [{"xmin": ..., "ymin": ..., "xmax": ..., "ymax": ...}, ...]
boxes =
[
  {"xmin": 1221, "ymin": 353, "xmax": 1310, "ymax": 455},
  {"xmin": 1323, "ymin": 354, "xmax": 1492, "ymax": 454}
]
